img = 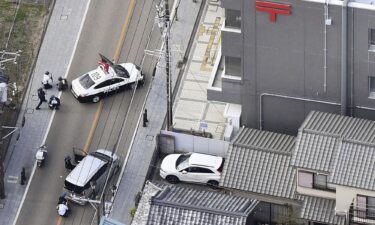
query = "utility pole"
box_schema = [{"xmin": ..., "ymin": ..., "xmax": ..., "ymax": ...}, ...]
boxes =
[
  {"xmin": 70, "ymin": 196, "xmax": 101, "ymax": 225},
  {"xmin": 164, "ymin": 0, "xmax": 173, "ymax": 131},
  {"xmin": 0, "ymin": 140, "xmax": 5, "ymax": 199}
]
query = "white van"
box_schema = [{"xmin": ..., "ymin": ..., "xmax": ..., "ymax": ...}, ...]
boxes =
[{"xmin": 64, "ymin": 149, "xmax": 119, "ymax": 205}]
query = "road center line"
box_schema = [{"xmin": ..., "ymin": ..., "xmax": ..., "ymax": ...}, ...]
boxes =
[
  {"xmin": 56, "ymin": 0, "xmax": 136, "ymax": 224},
  {"xmin": 113, "ymin": 0, "xmax": 136, "ymax": 62},
  {"xmin": 83, "ymin": 100, "xmax": 104, "ymax": 153}
]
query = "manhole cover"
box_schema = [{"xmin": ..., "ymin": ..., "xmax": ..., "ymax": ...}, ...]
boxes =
[
  {"xmin": 146, "ymin": 135, "xmax": 154, "ymax": 141},
  {"xmin": 26, "ymin": 108, "xmax": 34, "ymax": 114},
  {"xmin": 60, "ymin": 15, "xmax": 68, "ymax": 20}
]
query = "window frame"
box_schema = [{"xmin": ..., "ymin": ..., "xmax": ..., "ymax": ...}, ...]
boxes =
[
  {"xmin": 298, "ymin": 170, "xmax": 335, "ymax": 192},
  {"xmin": 298, "ymin": 170, "xmax": 313, "ymax": 188},
  {"xmin": 224, "ymin": 56, "xmax": 242, "ymax": 77},
  {"xmin": 369, "ymin": 76, "xmax": 375, "ymax": 99},
  {"xmin": 313, "ymin": 173, "xmax": 327, "ymax": 190},
  {"xmin": 370, "ymin": 29, "xmax": 375, "ymax": 46},
  {"xmin": 225, "ymin": 9, "xmax": 241, "ymax": 30}
]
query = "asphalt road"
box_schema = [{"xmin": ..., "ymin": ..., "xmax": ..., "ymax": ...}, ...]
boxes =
[{"xmin": 15, "ymin": 0, "xmax": 161, "ymax": 224}]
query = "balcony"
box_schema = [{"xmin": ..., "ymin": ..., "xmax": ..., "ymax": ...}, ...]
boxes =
[
  {"xmin": 208, "ymin": 47, "xmax": 223, "ymax": 93},
  {"xmin": 350, "ymin": 205, "xmax": 375, "ymax": 225}
]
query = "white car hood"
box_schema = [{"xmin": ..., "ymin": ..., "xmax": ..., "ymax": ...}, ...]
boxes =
[{"xmin": 160, "ymin": 154, "xmax": 180, "ymax": 172}]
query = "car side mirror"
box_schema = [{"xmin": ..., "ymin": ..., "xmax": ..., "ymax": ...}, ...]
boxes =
[{"xmin": 182, "ymin": 170, "xmax": 187, "ymax": 174}]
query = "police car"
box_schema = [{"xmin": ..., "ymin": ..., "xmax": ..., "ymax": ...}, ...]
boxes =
[{"xmin": 71, "ymin": 54, "xmax": 144, "ymax": 103}]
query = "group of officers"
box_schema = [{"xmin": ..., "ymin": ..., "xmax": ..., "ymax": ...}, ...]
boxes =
[{"xmin": 36, "ymin": 71, "xmax": 68, "ymax": 110}]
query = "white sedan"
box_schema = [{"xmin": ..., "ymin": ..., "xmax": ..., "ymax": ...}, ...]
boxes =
[
  {"xmin": 71, "ymin": 55, "xmax": 144, "ymax": 103},
  {"xmin": 160, "ymin": 153, "xmax": 224, "ymax": 187}
]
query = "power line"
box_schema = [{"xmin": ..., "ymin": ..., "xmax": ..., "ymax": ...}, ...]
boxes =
[{"xmin": 1, "ymin": 0, "xmax": 22, "ymax": 59}]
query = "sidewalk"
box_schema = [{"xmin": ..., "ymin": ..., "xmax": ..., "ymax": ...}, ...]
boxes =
[
  {"xmin": 0, "ymin": 0, "xmax": 89, "ymax": 224},
  {"xmin": 110, "ymin": 0, "xmax": 225, "ymax": 224}
]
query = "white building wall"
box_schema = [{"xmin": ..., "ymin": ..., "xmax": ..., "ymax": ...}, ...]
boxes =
[
  {"xmin": 296, "ymin": 186, "xmax": 336, "ymax": 199},
  {"xmin": 336, "ymin": 185, "xmax": 375, "ymax": 212}
]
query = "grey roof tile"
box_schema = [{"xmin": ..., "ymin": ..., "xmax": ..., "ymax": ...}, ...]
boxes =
[
  {"xmin": 221, "ymin": 128, "xmax": 296, "ymax": 199},
  {"xmin": 329, "ymin": 141, "xmax": 375, "ymax": 190},
  {"xmin": 134, "ymin": 182, "xmax": 258, "ymax": 225},
  {"xmin": 292, "ymin": 111, "xmax": 375, "ymax": 189},
  {"xmin": 297, "ymin": 195, "xmax": 346, "ymax": 225},
  {"xmin": 132, "ymin": 181, "xmax": 164, "ymax": 225},
  {"xmin": 292, "ymin": 132, "xmax": 338, "ymax": 172},
  {"xmin": 301, "ymin": 111, "xmax": 375, "ymax": 143}
]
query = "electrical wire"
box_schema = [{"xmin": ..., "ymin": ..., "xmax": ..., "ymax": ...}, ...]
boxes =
[
  {"xmin": 91, "ymin": 1, "xmax": 161, "ymax": 223},
  {"xmin": 1, "ymin": 0, "xmax": 22, "ymax": 60}
]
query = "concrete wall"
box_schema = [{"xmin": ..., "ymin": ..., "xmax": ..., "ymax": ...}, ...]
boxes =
[
  {"xmin": 210, "ymin": 0, "xmax": 375, "ymax": 135},
  {"xmin": 160, "ymin": 130, "xmax": 229, "ymax": 157},
  {"xmin": 336, "ymin": 185, "xmax": 375, "ymax": 212}
]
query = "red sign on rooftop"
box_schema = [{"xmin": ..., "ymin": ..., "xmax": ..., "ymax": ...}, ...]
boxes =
[{"xmin": 255, "ymin": 1, "xmax": 291, "ymax": 22}]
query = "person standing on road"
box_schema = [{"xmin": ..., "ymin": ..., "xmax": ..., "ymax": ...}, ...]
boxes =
[{"xmin": 35, "ymin": 87, "xmax": 46, "ymax": 110}]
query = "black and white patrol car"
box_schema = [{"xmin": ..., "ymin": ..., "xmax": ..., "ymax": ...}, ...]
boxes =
[{"xmin": 71, "ymin": 55, "xmax": 144, "ymax": 103}]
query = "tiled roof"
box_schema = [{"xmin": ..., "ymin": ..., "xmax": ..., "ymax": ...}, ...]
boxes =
[
  {"xmin": 329, "ymin": 140, "xmax": 375, "ymax": 190},
  {"xmin": 298, "ymin": 195, "xmax": 346, "ymax": 225},
  {"xmin": 301, "ymin": 111, "xmax": 375, "ymax": 142},
  {"xmin": 132, "ymin": 181, "xmax": 164, "ymax": 225},
  {"xmin": 233, "ymin": 126, "xmax": 295, "ymax": 153},
  {"xmin": 220, "ymin": 128, "xmax": 296, "ymax": 199},
  {"xmin": 147, "ymin": 185, "xmax": 258, "ymax": 225},
  {"xmin": 292, "ymin": 111, "xmax": 375, "ymax": 189},
  {"xmin": 292, "ymin": 132, "xmax": 338, "ymax": 172}
]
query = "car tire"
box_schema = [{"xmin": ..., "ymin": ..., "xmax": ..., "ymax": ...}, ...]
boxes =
[
  {"xmin": 207, "ymin": 180, "xmax": 219, "ymax": 189},
  {"xmin": 166, "ymin": 175, "xmax": 179, "ymax": 184},
  {"xmin": 92, "ymin": 95, "xmax": 100, "ymax": 103},
  {"xmin": 140, "ymin": 74, "xmax": 145, "ymax": 85},
  {"xmin": 113, "ymin": 165, "xmax": 120, "ymax": 175}
]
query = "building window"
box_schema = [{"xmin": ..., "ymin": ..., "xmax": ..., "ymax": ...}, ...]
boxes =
[
  {"xmin": 357, "ymin": 195, "xmax": 375, "ymax": 219},
  {"xmin": 225, "ymin": 9, "xmax": 241, "ymax": 29},
  {"xmin": 298, "ymin": 171, "xmax": 335, "ymax": 191},
  {"xmin": 313, "ymin": 174, "xmax": 327, "ymax": 189},
  {"xmin": 370, "ymin": 29, "xmax": 375, "ymax": 46},
  {"xmin": 370, "ymin": 76, "xmax": 375, "ymax": 98},
  {"xmin": 298, "ymin": 171, "xmax": 313, "ymax": 188},
  {"xmin": 225, "ymin": 56, "xmax": 241, "ymax": 77}
]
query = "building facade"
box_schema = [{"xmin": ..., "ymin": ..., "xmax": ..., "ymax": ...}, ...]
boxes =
[{"xmin": 208, "ymin": 0, "xmax": 375, "ymax": 135}]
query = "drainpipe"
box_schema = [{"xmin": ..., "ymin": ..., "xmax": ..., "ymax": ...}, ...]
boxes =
[
  {"xmin": 259, "ymin": 93, "xmax": 340, "ymax": 130},
  {"xmin": 323, "ymin": 0, "xmax": 329, "ymax": 93},
  {"xmin": 341, "ymin": 0, "xmax": 349, "ymax": 115}
]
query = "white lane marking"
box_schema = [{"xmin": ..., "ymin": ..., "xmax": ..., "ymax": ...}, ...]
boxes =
[{"xmin": 12, "ymin": 0, "xmax": 93, "ymax": 223}]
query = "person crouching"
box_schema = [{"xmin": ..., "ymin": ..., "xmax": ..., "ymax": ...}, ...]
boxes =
[
  {"xmin": 48, "ymin": 95, "xmax": 61, "ymax": 110},
  {"xmin": 42, "ymin": 71, "xmax": 53, "ymax": 89}
]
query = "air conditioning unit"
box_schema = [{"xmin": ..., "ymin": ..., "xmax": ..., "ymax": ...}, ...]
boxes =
[{"xmin": 335, "ymin": 208, "xmax": 347, "ymax": 217}]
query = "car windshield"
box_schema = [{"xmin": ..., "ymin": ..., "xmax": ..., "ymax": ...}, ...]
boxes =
[
  {"xmin": 114, "ymin": 65, "xmax": 130, "ymax": 78},
  {"xmin": 176, "ymin": 154, "xmax": 190, "ymax": 170},
  {"xmin": 79, "ymin": 74, "xmax": 95, "ymax": 89}
]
